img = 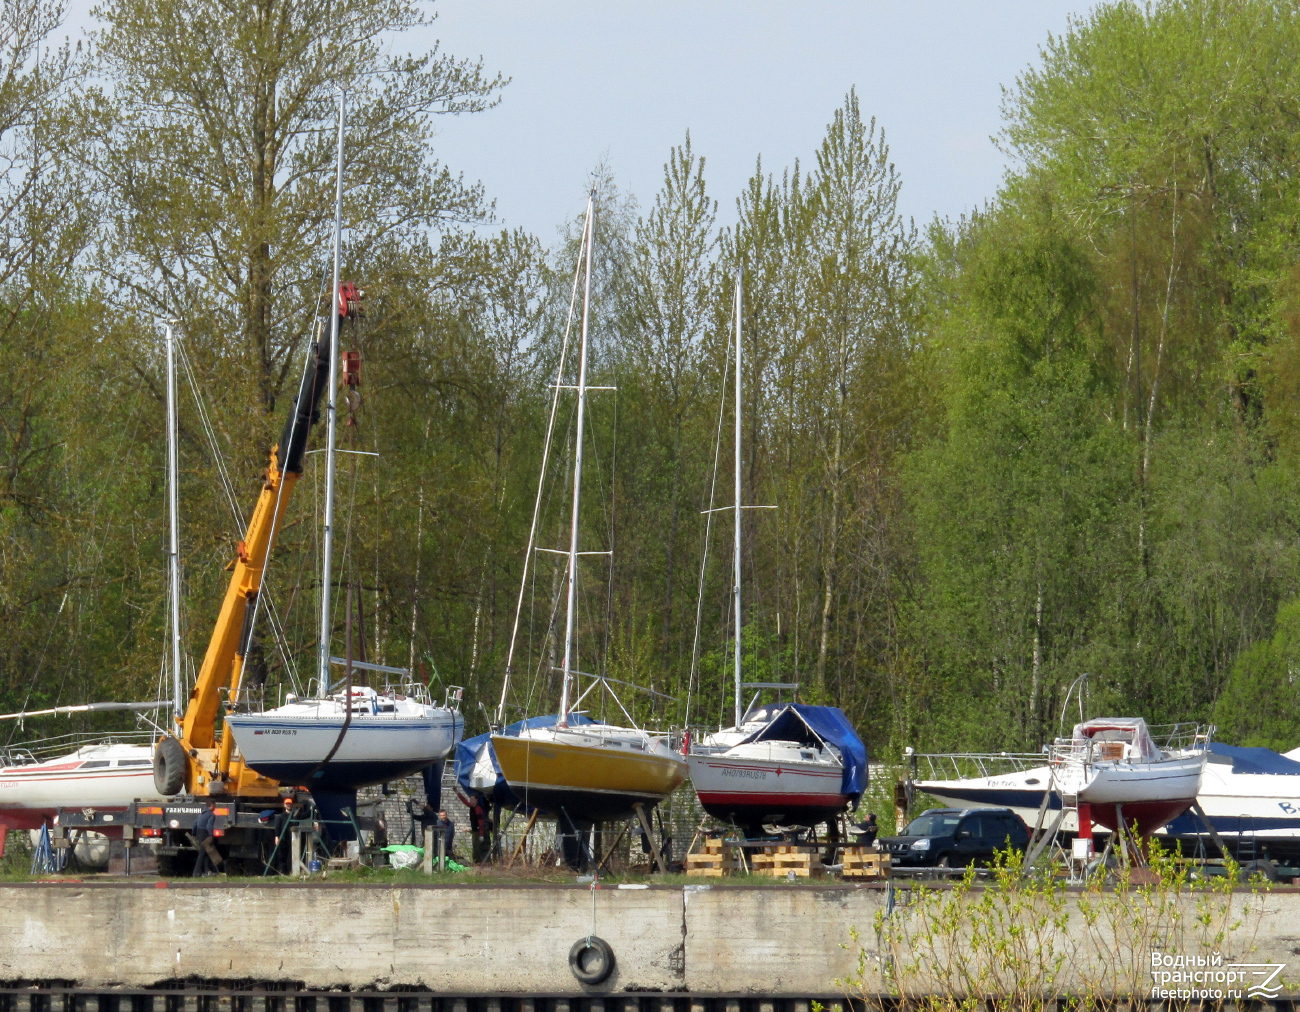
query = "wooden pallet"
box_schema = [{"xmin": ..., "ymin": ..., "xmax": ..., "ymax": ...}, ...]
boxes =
[
  {"xmin": 840, "ymin": 847, "xmax": 891, "ymax": 879},
  {"xmin": 750, "ymin": 845, "xmax": 823, "ymax": 878},
  {"xmin": 685, "ymin": 837, "xmax": 738, "ymax": 877}
]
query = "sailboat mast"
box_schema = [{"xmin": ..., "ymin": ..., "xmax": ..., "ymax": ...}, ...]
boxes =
[
  {"xmin": 732, "ymin": 270, "xmax": 743, "ymax": 730},
  {"xmin": 559, "ymin": 193, "xmax": 596, "ymax": 726},
  {"xmin": 165, "ymin": 322, "xmax": 183, "ymax": 720},
  {"xmin": 318, "ymin": 92, "xmax": 346, "ymax": 692}
]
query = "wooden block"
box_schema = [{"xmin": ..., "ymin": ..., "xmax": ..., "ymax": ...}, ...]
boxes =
[
  {"xmin": 749, "ymin": 845, "xmax": 824, "ymax": 878},
  {"xmin": 685, "ymin": 841, "xmax": 738, "ymax": 877},
  {"xmin": 840, "ymin": 846, "xmax": 891, "ymax": 879}
]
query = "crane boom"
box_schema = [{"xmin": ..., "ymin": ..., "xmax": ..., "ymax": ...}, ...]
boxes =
[{"xmin": 164, "ymin": 302, "xmax": 345, "ymax": 798}]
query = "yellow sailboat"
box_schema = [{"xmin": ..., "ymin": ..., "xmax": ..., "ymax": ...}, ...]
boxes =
[{"xmin": 490, "ymin": 193, "xmax": 686, "ymax": 825}]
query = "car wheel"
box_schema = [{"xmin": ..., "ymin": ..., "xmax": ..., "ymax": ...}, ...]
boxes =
[{"xmin": 937, "ymin": 854, "xmax": 951, "ymax": 868}]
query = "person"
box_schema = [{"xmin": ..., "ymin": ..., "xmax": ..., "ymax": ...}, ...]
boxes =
[
  {"xmin": 192, "ymin": 799, "xmax": 218, "ymax": 876},
  {"xmin": 454, "ymin": 786, "xmax": 492, "ymax": 863},
  {"xmin": 848, "ymin": 812, "xmax": 878, "ymax": 846},
  {"xmin": 434, "ymin": 808, "xmax": 455, "ymax": 861}
]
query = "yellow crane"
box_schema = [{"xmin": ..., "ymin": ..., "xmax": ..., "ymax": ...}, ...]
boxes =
[{"xmin": 153, "ymin": 286, "xmax": 360, "ymax": 799}]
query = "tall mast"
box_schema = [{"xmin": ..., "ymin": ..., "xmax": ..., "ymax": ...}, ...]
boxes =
[
  {"xmin": 559, "ymin": 193, "xmax": 596, "ymax": 726},
  {"xmin": 732, "ymin": 271, "xmax": 743, "ymax": 729},
  {"xmin": 165, "ymin": 322, "xmax": 183, "ymax": 720},
  {"xmin": 318, "ymin": 92, "xmax": 346, "ymax": 692}
]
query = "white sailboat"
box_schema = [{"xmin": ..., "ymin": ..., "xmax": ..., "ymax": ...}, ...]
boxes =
[
  {"xmin": 225, "ymin": 93, "xmax": 462, "ymax": 817},
  {"xmin": 684, "ymin": 272, "xmax": 867, "ymax": 834},
  {"xmin": 1047, "ymin": 717, "xmax": 1207, "ymax": 836},
  {"xmin": 913, "ymin": 718, "xmax": 1209, "ymax": 839},
  {"xmin": 0, "ymin": 318, "xmax": 188, "ymax": 831}
]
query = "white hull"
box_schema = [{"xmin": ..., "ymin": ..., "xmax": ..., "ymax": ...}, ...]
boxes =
[
  {"xmin": 1055, "ymin": 754, "xmax": 1206, "ymax": 805},
  {"xmin": 228, "ymin": 693, "xmax": 463, "ymax": 791},
  {"xmin": 0, "ymin": 743, "xmax": 164, "ymax": 829},
  {"xmin": 687, "ymin": 739, "xmax": 848, "ymax": 828}
]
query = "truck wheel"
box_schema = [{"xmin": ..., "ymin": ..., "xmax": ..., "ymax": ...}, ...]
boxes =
[{"xmin": 154, "ymin": 737, "xmax": 187, "ymax": 796}]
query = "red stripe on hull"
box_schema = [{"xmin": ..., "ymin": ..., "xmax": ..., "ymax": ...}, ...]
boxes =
[{"xmin": 695, "ymin": 791, "xmax": 849, "ymax": 830}]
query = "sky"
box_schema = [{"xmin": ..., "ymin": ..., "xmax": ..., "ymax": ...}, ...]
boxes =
[
  {"xmin": 60, "ymin": 1, "xmax": 1092, "ymax": 242},
  {"xmin": 415, "ymin": 1, "xmax": 1092, "ymax": 241}
]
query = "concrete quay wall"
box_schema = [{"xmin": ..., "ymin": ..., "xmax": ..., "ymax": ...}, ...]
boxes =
[{"xmin": 0, "ymin": 882, "xmax": 1297, "ymax": 996}]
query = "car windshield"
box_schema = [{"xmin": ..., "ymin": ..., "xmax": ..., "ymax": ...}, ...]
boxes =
[{"xmin": 904, "ymin": 813, "xmax": 962, "ymax": 836}]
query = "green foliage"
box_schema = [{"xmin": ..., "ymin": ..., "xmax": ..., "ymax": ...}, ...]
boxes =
[
  {"xmin": 1215, "ymin": 597, "xmax": 1300, "ymax": 749},
  {"xmin": 13, "ymin": 0, "xmax": 1300, "ymax": 769}
]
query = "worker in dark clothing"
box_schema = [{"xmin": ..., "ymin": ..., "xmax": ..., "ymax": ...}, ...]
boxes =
[
  {"xmin": 848, "ymin": 812, "xmax": 878, "ymax": 846},
  {"xmin": 454, "ymin": 786, "xmax": 492, "ymax": 863},
  {"xmin": 192, "ymin": 799, "xmax": 219, "ymax": 876},
  {"xmin": 434, "ymin": 808, "xmax": 455, "ymax": 861}
]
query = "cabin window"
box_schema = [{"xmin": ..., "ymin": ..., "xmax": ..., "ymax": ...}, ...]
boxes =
[
  {"xmin": 117, "ymin": 760, "xmax": 151, "ymax": 767},
  {"xmin": 81, "ymin": 761, "xmax": 110, "ymax": 768},
  {"xmin": 800, "ymin": 751, "xmax": 815, "ymax": 760}
]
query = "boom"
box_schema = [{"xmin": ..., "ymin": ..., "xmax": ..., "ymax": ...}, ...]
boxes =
[{"xmin": 158, "ymin": 293, "xmax": 353, "ymax": 798}]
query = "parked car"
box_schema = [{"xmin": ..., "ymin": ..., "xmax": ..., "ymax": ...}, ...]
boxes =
[{"xmin": 876, "ymin": 807, "xmax": 1030, "ymax": 867}]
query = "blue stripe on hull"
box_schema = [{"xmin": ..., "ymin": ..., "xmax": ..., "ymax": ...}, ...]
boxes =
[{"xmin": 922, "ymin": 786, "xmax": 1059, "ymax": 810}]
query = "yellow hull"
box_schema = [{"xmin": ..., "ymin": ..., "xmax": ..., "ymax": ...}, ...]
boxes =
[{"xmin": 491, "ymin": 733, "xmax": 687, "ymax": 822}]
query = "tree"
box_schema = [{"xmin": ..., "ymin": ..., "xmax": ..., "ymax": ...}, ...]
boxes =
[{"xmin": 90, "ymin": 0, "xmax": 504, "ymax": 414}]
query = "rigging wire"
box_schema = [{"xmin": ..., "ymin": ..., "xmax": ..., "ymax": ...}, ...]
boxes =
[{"xmin": 496, "ymin": 218, "xmax": 588, "ymax": 727}]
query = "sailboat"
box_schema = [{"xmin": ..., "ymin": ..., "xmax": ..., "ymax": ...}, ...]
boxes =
[
  {"xmin": 684, "ymin": 272, "xmax": 867, "ymax": 835},
  {"xmin": 1048, "ymin": 717, "xmax": 1207, "ymax": 836},
  {"xmin": 487, "ymin": 193, "xmax": 687, "ymax": 827},
  {"xmin": 224, "ymin": 93, "xmax": 462, "ymax": 830},
  {"xmin": 0, "ymin": 316, "xmax": 193, "ymax": 833}
]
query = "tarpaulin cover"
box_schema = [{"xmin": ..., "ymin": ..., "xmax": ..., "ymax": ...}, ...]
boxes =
[
  {"xmin": 454, "ymin": 713, "xmax": 596, "ymax": 808},
  {"xmin": 1208, "ymin": 741, "xmax": 1300, "ymax": 775},
  {"xmin": 1070, "ymin": 717, "xmax": 1161, "ymax": 762},
  {"xmin": 738, "ymin": 704, "xmax": 868, "ymax": 805}
]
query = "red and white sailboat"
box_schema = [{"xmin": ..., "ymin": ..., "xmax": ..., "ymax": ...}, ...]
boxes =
[
  {"xmin": 684, "ymin": 273, "xmax": 866, "ymax": 834},
  {"xmin": 0, "ymin": 700, "xmax": 174, "ymax": 831},
  {"xmin": 1050, "ymin": 717, "xmax": 1208, "ymax": 836}
]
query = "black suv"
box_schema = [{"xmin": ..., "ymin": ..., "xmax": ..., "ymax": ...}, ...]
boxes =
[{"xmin": 877, "ymin": 807, "xmax": 1030, "ymax": 867}]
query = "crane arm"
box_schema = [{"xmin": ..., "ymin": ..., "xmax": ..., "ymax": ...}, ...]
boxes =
[{"xmin": 175, "ymin": 326, "xmax": 334, "ymax": 796}]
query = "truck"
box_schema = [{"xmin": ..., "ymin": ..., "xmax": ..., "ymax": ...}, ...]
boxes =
[{"xmin": 56, "ymin": 284, "xmax": 364, "ymax": 875}]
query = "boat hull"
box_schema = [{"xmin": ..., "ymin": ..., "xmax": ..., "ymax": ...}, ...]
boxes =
[
  {"xmin": 915, "ymin": 768, "xmax": 1080, "ymax": 832},
  {"xmin": 686, "ymin": 752, "xmax": 848, "ymax": 828},
  {"xmin": 917, "ymin": 755, "xmax": 1206, "ymax": 838},
  {"xmin": 228, "ymin": 710, "xmax": 463, "ymax": 791},
  {"xmin": 0, "ymin": 745, "xmax": 163, "ymax": 830},
  {"xmin": 491, "ymin": 734, "xmax": 687, "ymax": 822}
]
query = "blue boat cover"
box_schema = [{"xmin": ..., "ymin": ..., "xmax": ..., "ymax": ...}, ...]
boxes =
[
  {"xmin": 738, "ymin": 704, "xmax": 868, "ymax": 806},
  {"xmin": 1207, "ymin": 741, "xmax": 1300, "ymax": 775},
  {"xmin": 454, "ymin": 713, "xmax": 596, "ymax": 808}
]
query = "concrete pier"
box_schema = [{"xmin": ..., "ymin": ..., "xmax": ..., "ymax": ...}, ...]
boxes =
[{"xmin": 0, "ymin": 881, "xmax": 1294, "ymax": 998}]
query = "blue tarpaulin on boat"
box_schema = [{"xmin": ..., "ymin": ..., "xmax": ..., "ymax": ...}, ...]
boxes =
[
  {"xmin": 454, "ymin": 713, "xmax": 597, "ymax": 808},
  {"xmin": 1207, "ymin": 741, "xmax": 1300, "ymax": 775},
  {"xmin": 739, "ymin": 704, "xmax": 868, "ymax": 806}
]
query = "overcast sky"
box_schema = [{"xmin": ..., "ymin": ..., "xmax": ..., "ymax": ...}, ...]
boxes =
[{"xmin": 63, "ymin": 1, "xmax": 1091, "ymax": 241}]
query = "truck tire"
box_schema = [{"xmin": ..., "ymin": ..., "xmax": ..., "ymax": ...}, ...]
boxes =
[{"xmin": 154, "ymin": 736, "xmax": 187, "ymax": 796}]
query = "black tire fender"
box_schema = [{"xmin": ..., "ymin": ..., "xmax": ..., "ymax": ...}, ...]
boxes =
[
  {"xmin": 154, "ymin": 736, "xmax": 187, "ymax": 796},
  {"xmin": 568, "ymin": 935, "xmax": 615, "ymax": 985}
]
